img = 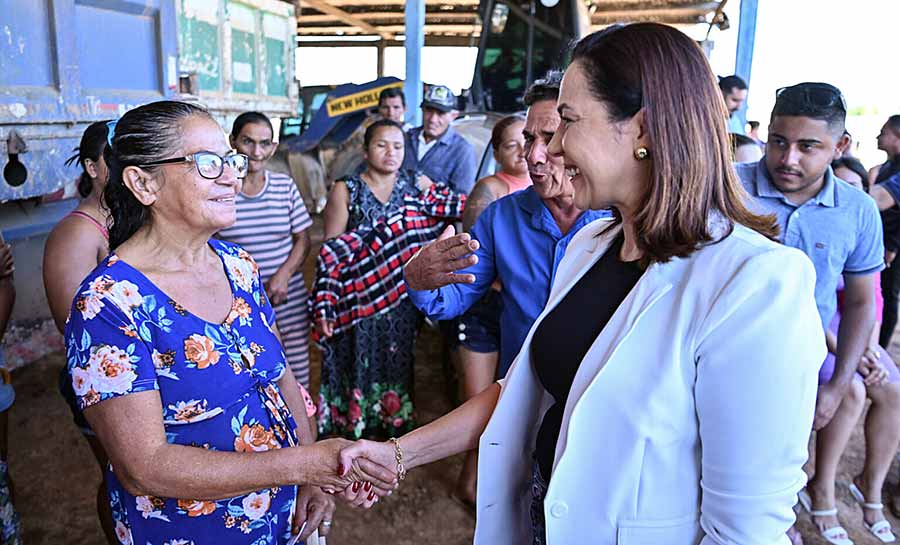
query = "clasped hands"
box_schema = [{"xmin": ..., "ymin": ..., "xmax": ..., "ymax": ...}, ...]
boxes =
[{"xmin": 308, "ymin": 438, "xmax": 406, "ymax": 509}]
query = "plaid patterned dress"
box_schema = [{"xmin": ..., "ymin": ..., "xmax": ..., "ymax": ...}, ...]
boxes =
[{"xmin": 314, "ymin": 175, "xmax": 464, "ymax": 439}]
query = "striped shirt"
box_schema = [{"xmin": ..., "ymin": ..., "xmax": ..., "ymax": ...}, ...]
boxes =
[{"xmin": 217, "ymin": 170, "xmax": 314, "ymax": 386}]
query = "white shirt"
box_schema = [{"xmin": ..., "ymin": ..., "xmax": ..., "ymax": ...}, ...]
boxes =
[
  {"xmin": 417, "ymin": 132, "xmax": 439, "ymax": 161},
  {"xmin": 474, "ymin": 218, "xmax": 823, "ymax": 545}
]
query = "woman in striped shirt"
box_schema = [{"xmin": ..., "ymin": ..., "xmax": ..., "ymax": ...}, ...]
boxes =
[{"xmin": 218, "ymin": 112, "xmax": 314, "ymax": 388}]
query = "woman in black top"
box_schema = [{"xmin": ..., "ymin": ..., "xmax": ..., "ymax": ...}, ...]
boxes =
[{"xmin": 336, "ymin": 23, "xmax": 823, "ymax": 545}]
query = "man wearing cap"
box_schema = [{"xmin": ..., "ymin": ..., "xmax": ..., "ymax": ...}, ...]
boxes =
[{"xmin": 402, "ymin": 85, "xmax": 478, "ymax": 194}]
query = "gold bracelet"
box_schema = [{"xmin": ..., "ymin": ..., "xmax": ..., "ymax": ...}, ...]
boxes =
[{"xmin": 389, "ymin": 437, "xmax": 406, "ymax": 481}]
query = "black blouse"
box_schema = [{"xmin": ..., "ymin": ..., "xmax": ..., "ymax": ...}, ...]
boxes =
[{"xmin": 531, "ymin": 234, "xmax": 644, "ymax": 481}]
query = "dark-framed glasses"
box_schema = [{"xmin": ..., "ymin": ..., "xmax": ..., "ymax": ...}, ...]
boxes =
[
  {"xmin": 775, "ymin": 83, "xmax": 847, "ymax": 113},
  {"xmin": 139, "ymin": 151, "xmax": 249, "ymax": 179}
]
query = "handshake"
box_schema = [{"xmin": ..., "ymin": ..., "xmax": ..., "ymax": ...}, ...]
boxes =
[{"xmin": 304, "ymin": 436, "xmax": 409, "ymax": 509}]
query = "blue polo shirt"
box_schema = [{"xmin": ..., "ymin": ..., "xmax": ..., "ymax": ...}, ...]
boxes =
[
  {"xmin": 406, "ymin": 187, "xmax": 611, "ymax": 376},
  {"xmin": 402, "ymin": 126, "xmax": 477, "ymax": 194},
  {"xmin": 736, "ymin": 159, "xmax": 884, "ymax": 327}
]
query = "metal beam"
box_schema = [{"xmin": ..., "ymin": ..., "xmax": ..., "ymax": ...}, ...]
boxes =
[
  {"xmin": 299, "ymin": 0, "xmax": 395, "ymax": 39},
  {"xmin": 296, "ymin": 24, "xmax": 481, "ymax": 35},
  {"xmin": 405, "ymin": 0, "xmax": 425, "ymax": 127},
  {"xmin": 733, "ymin": 0, "xmax": 758, "ymax": 130},
  {"xmin": 300, "ymin": 11, "xmax": 479, "ymax": 24},
  {"xmin": 296, "ymin": 35, "xmax": 478, "ymax": 47},
  {"xmin": 327, "ymin": 0, "xmax": 478, "ymax": 5},
  {"xmin": 590, "ymin": 3, "xmax": 719, "ymax": 22},
  {"xmin": 377, "ymin": 40, "xmax": 385, "ymax": 77}
]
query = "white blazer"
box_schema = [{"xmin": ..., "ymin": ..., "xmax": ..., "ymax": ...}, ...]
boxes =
[{"xmin": 474, "ymin": 217, "xmax": 824, "ymax": 545}]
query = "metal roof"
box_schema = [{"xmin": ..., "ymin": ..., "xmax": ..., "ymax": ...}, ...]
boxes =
[{"xmin": 294, "ymin": 1, "xmax": 725, "ymax": 46}]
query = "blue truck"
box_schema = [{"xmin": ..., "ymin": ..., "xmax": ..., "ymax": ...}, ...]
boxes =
[{"xmin": 0, "ymin": 0, "xmax": 298, "ymax": 367}]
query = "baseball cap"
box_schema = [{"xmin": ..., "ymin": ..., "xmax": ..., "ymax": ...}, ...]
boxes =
[{"xmin": 421, "ymin": 85, "xmax": 457, "ymax": 112}]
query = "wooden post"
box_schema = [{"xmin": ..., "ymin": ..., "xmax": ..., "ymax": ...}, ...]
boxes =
[{"xmin": 377, "ymin": 40, "xmax": 386, "ymax": 78}]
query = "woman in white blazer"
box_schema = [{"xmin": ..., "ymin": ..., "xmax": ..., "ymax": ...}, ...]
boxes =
[{"xmin": 339, "ymin": 23, "xmax": 824, "ymax": 545}]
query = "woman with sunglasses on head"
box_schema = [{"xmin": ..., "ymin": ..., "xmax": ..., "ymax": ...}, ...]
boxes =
[
  {"xmin": 217, "ymin": 112, "xmax": 314, "ymax": 392},
  {"xmin": 43, "ymin": 120, "xmax": 119, "ymax": 544},
  {"xmin": 63, "ymin": 101, "xmax": 396, "ymax": 545}
]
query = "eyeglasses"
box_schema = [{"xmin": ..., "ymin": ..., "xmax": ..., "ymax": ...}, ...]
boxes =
[
  {"xmin": 139, "ymin": 151, "xmax": 249, "ymax": 179},
  {"xmin": 775, "ymin": 83, "xmax": 847, "ymax": 113}
]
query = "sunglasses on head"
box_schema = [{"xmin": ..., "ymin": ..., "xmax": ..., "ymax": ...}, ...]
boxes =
[
  {"xmin": 775, "ymin": 83, "xmax": 847, "ymax": 113},
  {"xmin": 139, "ymin": 151, "xmax": 249, "ymax": 180}
]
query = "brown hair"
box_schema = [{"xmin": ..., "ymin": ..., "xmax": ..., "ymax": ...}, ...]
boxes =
[
  {"xmin": 490, "ymin": 114, "xmax": 526, "ymax": 152},
  {"xmin": 571, "ymin": 23, "xmax": 778, "ymax": 264}
]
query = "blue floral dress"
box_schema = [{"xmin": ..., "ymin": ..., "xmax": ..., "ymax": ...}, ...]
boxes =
[{"xmin": 65, "ymin": 239, "xmax": 302, "ymax": 545}]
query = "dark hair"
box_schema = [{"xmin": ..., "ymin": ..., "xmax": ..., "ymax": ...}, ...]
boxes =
[
  {"xmin": 771, "ymin": 82, "xmax": 846, "ymax": 134},
  {"xmin": 748, "ymin": 120, "xmax": 760, "ymax": 130},
  {"xmin": 490, "ymin": 114, "xmax": 526, "ymax": 152},
  {"xmin": 65, "ymin": 121, "xmax": 110, "ymax": 198},
  {"xmin": 522, "ymin": 70, "xmax": 563, "ymax": 106},
  {"xmin": 570, "ymin": 23, "xmax": 777, "ymax": 264},
  {"xmin": 363, "ymin": 119, "xmax": 404, "ymax": 149},
  {"xmin": 103, "ymin": 101, "xmax": 214, "ymax": 249},
  {"xmin": 832, "ymin": 156, "xmax": 869, "ymax": 191},
  {"xmin": 379, "ymin": 87, "xmax": 406, "ymax": 107},
  {"xmin": 730, "ymin": 133, "xmax": 757, "ymax": 154},
  {"xmin": 231, "ymin": 111, "xmax": 273, "ymax": 140},
  {"xmin": 718, "ymin": 75, "xmax": 747, "ymax": 94},
  {"xmin": 886, "ymin": 115, "xmax": 900, "ymax": 131}
]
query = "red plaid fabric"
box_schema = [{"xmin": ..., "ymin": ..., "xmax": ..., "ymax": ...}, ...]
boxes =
[{"xmin": 312, "ymin": 184, "xmax": 466, "ymax": 342}]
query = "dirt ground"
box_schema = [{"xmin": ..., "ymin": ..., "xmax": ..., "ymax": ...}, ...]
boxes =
[{"xmin": 8, "ymin": 221, "xmax": 900, "ymax": 544}]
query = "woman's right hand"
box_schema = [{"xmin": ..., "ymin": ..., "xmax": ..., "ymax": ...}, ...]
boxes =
[
  {"xmin": 332, "ymin": 439, "xmax": 400, "ymax": 508},
  {"xmin": 315, "ymin": 318, "xmax": 334, "ymax": 338},
  {"xmin": 338, "ymin": 439, "xmax": 398, "ymax": 483}
]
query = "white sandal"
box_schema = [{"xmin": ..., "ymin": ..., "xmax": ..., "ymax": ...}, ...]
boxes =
[
  {"xmin": 849, "ymin": 482, "xmax": 896, "ymax": 543},
  {"xmin": 798, "ymin": 489, "xmax": 854, "ymax": 545}
]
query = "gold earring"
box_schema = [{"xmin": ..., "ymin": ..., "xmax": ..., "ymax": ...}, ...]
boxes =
[{"xmin": 634, "ymin": 147, "xmax": 649, "ymax": 160}]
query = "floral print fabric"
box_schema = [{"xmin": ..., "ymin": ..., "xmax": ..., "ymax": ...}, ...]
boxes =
[
  {"xmin": 317, "ymin": 175, "xmax": 422, "ymax": 439},
  {"xmin": 65, "ymin": 239, "xmax": 302, "ymax": 545},
  {"xmin": 0, "ymin": 461, "xmax": 22, "ymax": 545}
]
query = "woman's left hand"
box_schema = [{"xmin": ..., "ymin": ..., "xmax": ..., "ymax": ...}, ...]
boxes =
[
  {"xmin": 265, "ymin": 271, "xmax": 290, "ymax": 306},
  {"xmin": 859, "ymin": 355, "xmax": 889, "ymax": 387},
  {"xmin": 334, "ymin": 480, "xmax": 383, "ymax": 509},
  {"xmin": 291, "ymin": 485, "xmax": 335, "ymax": 541},
  {"xmin": 416, "ymin": 173, "xmax": 435, "ymax": 192}
]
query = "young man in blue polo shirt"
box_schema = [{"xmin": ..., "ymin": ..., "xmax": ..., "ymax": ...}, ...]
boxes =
[
  {"xmin": 737, "ymin": 82, "xmax": 895, "ymax": 544},
  {"xmin": 401, "ymin": 85, "xmax": 478, "ymax": 194}
]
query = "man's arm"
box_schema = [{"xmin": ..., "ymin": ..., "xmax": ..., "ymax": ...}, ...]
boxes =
[
  {"xmin": 448, "ymin": 142, "xmax": 478, "ymax": 195},
  {"xmin": 815, "ymin": 273, "xmax": 875, "ymax": 429}
]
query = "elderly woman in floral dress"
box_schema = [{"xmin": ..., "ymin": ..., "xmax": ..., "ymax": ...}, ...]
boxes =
[{"xmin": 65, "ymin": 101, "xmax": 395, "ymax": 545}]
